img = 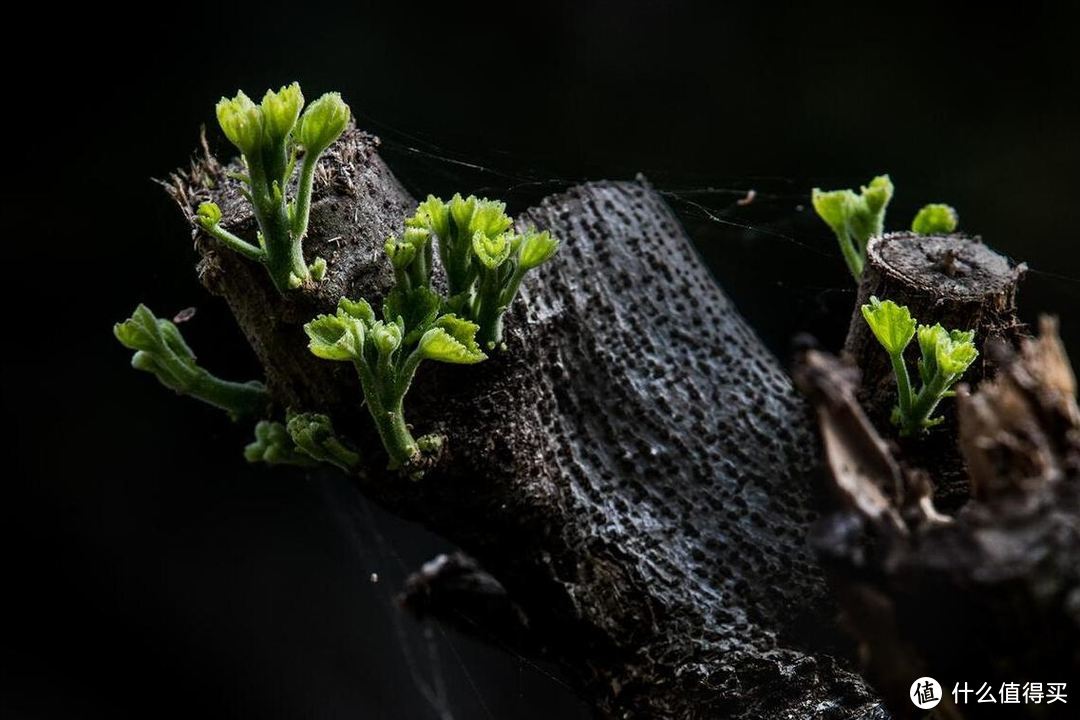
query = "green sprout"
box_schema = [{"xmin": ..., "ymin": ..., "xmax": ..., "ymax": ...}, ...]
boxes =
[
  {"xmin": 196, "ymin": 83, "xmax": 350, "ymax": 293},
  {"xmin": 861, "ymin": 296, "xmax": 978, "ymax": 436},
  {"xmin": 911, "ymin": 203, "xmax": 959, "ymax": 234},
  {"xmin": 244, "ymin": 412, "xmax": 359, "ymax": 471},
  {"xmin": 403, "ymin": 194, "xmax": 560, "ymax": 349},
  {"xmin": 114, "ymin": 305, "xmax": 268, "ymax": 421},
  {"xmin": 812, "ymin": 177, "xmax": 964, "ymax": 280},
  {"xmin": 812, "ymin": 175, "xmax": 894, "ymax": 280},
  {"xmin": 303, "ymin": 195, "xmax": 556, "ymax": 471},
  {"xmin": 304, "ymin": 293, "xmax": 486, "ymax": 469},
  {"xmin": 245, "ymin": 421, "xmax": 318, "ymax": 467}
]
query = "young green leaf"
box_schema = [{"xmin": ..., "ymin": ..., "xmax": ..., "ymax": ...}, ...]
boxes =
[
  {"xmin": 519, "ymin": 228, "xmax": 560, "ymax": 271},
  {"xmin": 338, "ymin": 296, "xmax": 376, "ymax": 326},
  {"xmin": 384, "ymin": 237, "xmax": 417, "ymax": 272},
  {"xmin": 470, "ymin": 199, "xmax": 514, "ymax": 238},
  {"xmin": 196, "ymin": 201, "xmax": 223, "ymax": 229},
  {"xmin": 115, "ymin": 304, "xmax": 268, "ymax": 421},
  {"xmin": 216, "ymin": 90, "xmax": 263, "ymax": 156},
  {"xmin": 408, "ymin": 196, "xmax": 451, "ymax": 244},
  {"xmin": 304, "ymin": 314, "xmax": 363, "ymax": 361},
  {"xmin": 935, "ymin": 332, "xmax": 979, "ymax": 377},
  {"xmin": 861, "ymin": 296, "xmax": 916, "ymax": 357},
  {"xmin": 472, "ymin": 230, "xmax": 512, "ymax": 269},
  {"xmin": 419, "ymin": 315, "xmax": 487, "ymax": 364},
  {"xmin": 911, "ymin": 204, "xmax": 959, "ymax": 235},
  {"xmin": 296, "ymin": 92, "xmax": 350, "ymax": 154},
  {"xmin": 853, "ymin": 175, "xmax": 894, "ymax": 239},
  {"xmin": 286, "ymin": 411, "xmax": 359, "ymax": 471},
  {"xmin": 916, "ymin": 323, "xmax": 949, "ymax": 384},
  {"xmin": 371, "ymin": 320, "xmax": 403, "ymax": 356},
  {"xmin": 810, "ymin": 189, "xmax": 857, "ymax": 237},
  {"xmin": 383, "ymin": 286, "xmax": 440, "ymax": 344},
  {"xmin": 812, "ymin": 175, "xmax": 893, "ymax": 280},
  {"xmin": 260, "ymin": 83, "xmax": 304, "ymax": 143},
  {"xmin": 861, "ymin": 298, "xmax": 978, "ymax": 436},
  {"xmin": 384, "ymin": 226, "xmax": 433, "ymax": 291}
]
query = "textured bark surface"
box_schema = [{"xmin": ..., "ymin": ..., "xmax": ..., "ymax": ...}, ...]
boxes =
[
  {"xmin": 843, "ymin": 232, "xmax": 1025, "ymax": 509},
  {"xmin": 170, "ymin": 133, "xmax": 887, "ymax": 718}
]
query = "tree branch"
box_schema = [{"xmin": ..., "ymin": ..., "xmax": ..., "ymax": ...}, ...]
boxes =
[{"xmin": 168, "ymin": 131, "xmax": 883, "ymax": 717}]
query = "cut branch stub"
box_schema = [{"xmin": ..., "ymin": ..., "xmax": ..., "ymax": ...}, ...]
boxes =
[
  {"xmin": 167, "ymin": 129, "xmax": 411, "ymax": 422},
  {"xmin": 845, "ymin": 232, "xmax": 1025, "ymax": 418},
  {"xmin": 844, "ymin": 232, "xmax": 1025, "ymax": 508}
]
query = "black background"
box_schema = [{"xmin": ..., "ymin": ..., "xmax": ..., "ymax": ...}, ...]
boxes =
[{"xmin": 4, "ymin": 2, "xmax": 1079, "ymax": 718}]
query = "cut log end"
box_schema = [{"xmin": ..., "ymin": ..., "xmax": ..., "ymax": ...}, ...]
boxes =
[{"xmin": 868, "ymin": 232, "xmax": 1020, "ymax": 301}]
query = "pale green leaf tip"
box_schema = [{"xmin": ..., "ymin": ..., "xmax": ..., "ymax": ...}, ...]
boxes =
[
  {"xmin": 911, "ymin": 203, "xmax": 959, "ymax": 235},
  {"xmin": 935, "ymin": 334, "xmax": 979, "ymax": 376},
  {"xmin": 260, "ymin": 82, "xmax": 304, "ymax": 141},
  {"xmin": 861, "ymin": 295, "xmax": 916, "ymax": 356},
  {"xmin": 304, "ymin": 314, "xmax": 360, "ymax": 361},
  {"xmin": 338, "ymin": 297, "xmax": 375, "ymax": 325},
  {"xmin": 297, "ymin": 92, "xmax": 351, "ymax": 153},
  {"xmin": 372, "ymin": 321, "xmax": 403, "ymax": 354},
  {"xmin": 216, "ymin": 90, "xmax": 263, "ymax": 155},
  {"xmin": 472, "ymin": 230, "xmax": 511, "ymax": 269},
  {"xmin": 862, "ymin": 175, "xmax": 894, "ymax": 213},
  {"xmin": 384, "ymin": 236, "xmax": 417, "ymax": 268},
  {"xmin": 810, "ymin": 188, "xmax": 855, "ymax": 231},
  {"xmin": 196, "ymin": 201, "xmax": 222, "ymax": 228},
  {"xmin": 245, "ymin": 419, "xmax": 317, "ymax": 467},
  {"xmin": 286, "ymin": 411, "xmax": 359, "ymax": 471},
  {"xmin": 519, "ymin": 229, "xmax": 560, "ymax": 270},
  {"xmin": 419, "ymin": 315, "xmax": 487, "ymax": 364}
]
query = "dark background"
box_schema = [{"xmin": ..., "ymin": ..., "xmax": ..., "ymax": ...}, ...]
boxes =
[{"xmin": 4, "ymin": 2, "xmax": 1079, "ymax": 717}]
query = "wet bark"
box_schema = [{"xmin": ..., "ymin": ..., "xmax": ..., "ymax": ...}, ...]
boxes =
[{"xmin": 168, "ymin": 130, "xmax": 886, "ymax": 718}]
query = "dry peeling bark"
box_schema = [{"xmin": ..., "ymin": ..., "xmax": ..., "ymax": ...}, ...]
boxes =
[
  {"xmin": 169, "ymin": 129, "xmax": 886, "ymax": 718},
  {"xmin": 795, "ymin": 321, "xmax": 1080, "ymax": 720}
]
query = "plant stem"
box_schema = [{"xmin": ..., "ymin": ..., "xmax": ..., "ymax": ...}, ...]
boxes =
[
  {"xmin": 355, "ymin": 359, "xmax": 418, "ymax": 468},
  {"xmin": 177, "ymin": 367, "xmax": 268, "ymax": 420},
  {"xmin": 205, "ymin": 224, "xmax": 265, "ymax": 261},
  {"xmin": 905, "ymin": 370, "xmax": 952, "ymax": 434},
  {"xmin": 837, "ymin": 227, "xmax": 864, "ymax": 279},
  {"xmin": 247, "ymin": 151, "xmax": 309, "ymax": 292},
  {"xmin": 889, "ymin": 351, "xmax": 913, "ymax": 421},
  {"xmin": 475, "ymin": 267, "xmax": 506, "ymax": 348},
  {"xmin": 291, "ymin": 150, "xmax": 319, "ymax": 244},
  {"xmin": 373, "ymin": 400, "xmax": 418, "ymax": 468}
]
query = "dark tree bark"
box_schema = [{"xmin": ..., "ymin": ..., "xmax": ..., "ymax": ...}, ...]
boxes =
[{"xmin": 169, "ymin": 130, "xmax": 887, "ymax": 718}]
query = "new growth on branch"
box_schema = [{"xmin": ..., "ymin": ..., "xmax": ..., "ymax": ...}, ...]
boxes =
[{"xmin": 117, "ymin": 83, "xmax": 561, "ymax": 477}]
